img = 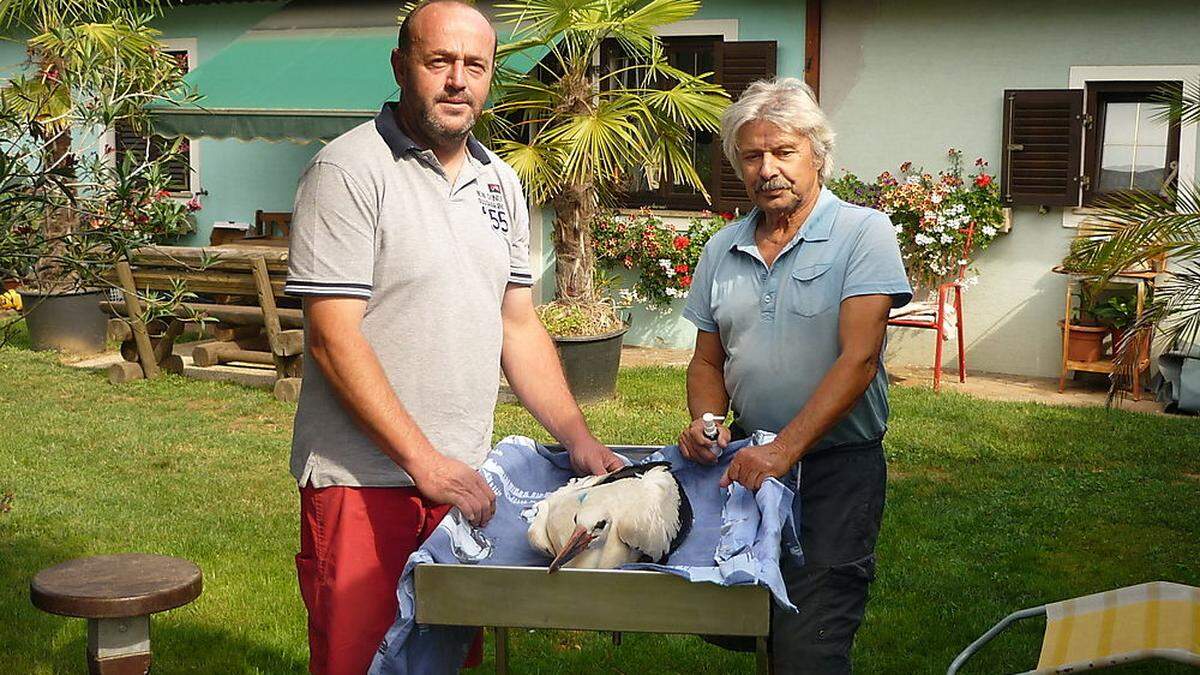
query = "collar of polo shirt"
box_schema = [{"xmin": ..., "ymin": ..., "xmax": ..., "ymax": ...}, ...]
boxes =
[
  {"xmin": 731, "ymin": 186, "xmax": 838, "ymax": 254},
  {"xmin": 373, "ymin": 102, "xmax": 492, "ymax": 165}
]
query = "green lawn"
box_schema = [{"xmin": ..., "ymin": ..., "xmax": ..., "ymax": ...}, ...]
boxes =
[{"xmin": 0, "ymin": 344, "xmax": 1197, "ymax": 673}]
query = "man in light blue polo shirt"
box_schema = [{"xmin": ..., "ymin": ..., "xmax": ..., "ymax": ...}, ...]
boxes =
[{"xmin": 678, "ymin": 78, "xmax": 911, "ymax": 673}]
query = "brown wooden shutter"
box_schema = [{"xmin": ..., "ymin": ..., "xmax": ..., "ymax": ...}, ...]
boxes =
[
  {"xmin": 1001, "ymin": 89, "xmax": 1084, "ymax": 207},
  {"xmin": 715, "ymin": 41, "xmax": 777, "ymax": 215},
  {"xmin": 113, "ymin": 49, "xmax": 192, "ymax": 194}
]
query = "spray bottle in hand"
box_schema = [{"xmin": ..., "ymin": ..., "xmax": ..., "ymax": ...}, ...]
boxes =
[{"xmin": 702, "ymin": 412, "xmax": 725, "ymax": 458}]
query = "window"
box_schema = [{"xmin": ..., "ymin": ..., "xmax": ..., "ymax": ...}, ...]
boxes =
[
  {"xmin": 1083, "ymin": 81, "xmax": 1181, "ymax": 205},
  {"xmin": 1000, "ymin": 77, "xmax": 1186, "ymax": 209},
  {"xmin": 603, "ymin": 36, "xmax": 721, "ymax": 211},
  {"xmin": 112, "ymin": 47, "xmax": 196, "ymax": 195},
  {"xmin": 601, "ymin": 37, "xmax": 776, "ymax": 213}
]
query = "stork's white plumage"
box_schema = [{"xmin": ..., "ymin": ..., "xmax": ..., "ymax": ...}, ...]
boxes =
[{"xmin": 527, "ymin": 462, "xmax": 692, "ymax": 572}]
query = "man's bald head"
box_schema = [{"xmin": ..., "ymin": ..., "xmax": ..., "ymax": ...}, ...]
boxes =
[{"xmin": 397, "ymin": 0, "xmax": 497, "ymax": 57}]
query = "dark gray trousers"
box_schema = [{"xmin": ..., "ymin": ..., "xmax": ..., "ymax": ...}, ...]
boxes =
[{"xmin": 708, "ymin": 428, "xmax": 887, "ymax": 674}]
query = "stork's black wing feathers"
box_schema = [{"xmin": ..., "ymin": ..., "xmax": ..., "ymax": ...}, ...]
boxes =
[
  {"xmin": 597, "ymin": 461, "xmax": 693, "ymax": 564},
  {"xmin": 594, "ymin": 461, "xmax": 673, "ymax": 487},
  {"xmin": 663, "ymin": 475, "xmax": 692, "ymax": 562}
]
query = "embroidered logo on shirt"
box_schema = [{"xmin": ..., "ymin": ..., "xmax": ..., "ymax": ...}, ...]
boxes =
[{"xmin": 478, "ymin": 183, "xmax": 509, "ymax": 233}]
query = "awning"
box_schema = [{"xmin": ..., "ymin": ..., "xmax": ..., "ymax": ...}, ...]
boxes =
[
  {"xmin": 151, "ymin": 26, "xmax": 548, "ymax": 144},
  {"xmin": 152, "ymin": 27, "xmax": 399, "ymax": 143}
]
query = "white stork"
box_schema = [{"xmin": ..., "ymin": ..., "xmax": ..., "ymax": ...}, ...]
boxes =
[{"xmin": 527, "ymin": 462, "xmax": 692, "ymax": 572}]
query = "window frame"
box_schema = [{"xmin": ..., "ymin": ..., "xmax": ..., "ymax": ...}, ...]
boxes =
[
  {"xmin": 602, "ymin": 34, "xmax": 725, "ymax": 211},
  {"xmin": 1082, "ymin": 80, "xmax": 1182, "ymax": 206},
  {"xmin": 1062, "ymin": 65, "xmax": 1200, "ymax": 228},
  {"xmin": 104, "ymin": 37, "xmax": 200, "ymax": 198}
]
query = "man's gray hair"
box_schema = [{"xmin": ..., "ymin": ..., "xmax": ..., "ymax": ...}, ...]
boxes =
[{"xmin": 720, "ymin": 77, "xmax": 836, "ymax": 183}]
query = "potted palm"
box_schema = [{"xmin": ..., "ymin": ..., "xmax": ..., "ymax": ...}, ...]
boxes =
[
  {"xmin": 0, "ymin": 0, "xmax": 196, "ymax": 354},
  {"xmin": 484, "ymin": 0, "xmax": 728, "ymax": 400}
]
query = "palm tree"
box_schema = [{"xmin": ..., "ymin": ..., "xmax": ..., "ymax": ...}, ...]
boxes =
[
  {"xmin": 1066, "ymin": 79, "xmax": 1200, "ymax": 395},
  {"xmin": 486, "ymin": 0, "xmax": 728, "ymax": 331}
]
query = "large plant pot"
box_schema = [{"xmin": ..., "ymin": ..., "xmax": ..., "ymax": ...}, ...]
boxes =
[
  {"xmin": 552, "ymin": 324, "xmax": 629, "ymax": 403},
  {"xmin": 1059, "ymin": 320, "xmax": 1106, "ymax": 363},
  {"xmin": 18, "ymin": 289, "xmax": 108, "ymax": 355}
]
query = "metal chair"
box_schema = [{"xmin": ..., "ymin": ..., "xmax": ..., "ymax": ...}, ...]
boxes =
[
  {"xmin": 947, "ymin": 581, "xmax": 1200, "ymax": 674},
  {"xmin": 888, "ymin": 221, "xmax": 975, "ymax": 391}
]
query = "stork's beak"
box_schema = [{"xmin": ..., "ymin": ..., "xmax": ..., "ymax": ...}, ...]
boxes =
[{"xmin": 548, "ymin": 525, "xmax": 595, "ymax": 573}]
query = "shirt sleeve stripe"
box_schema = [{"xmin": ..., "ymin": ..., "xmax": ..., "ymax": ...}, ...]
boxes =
[
  {"xmin": 284, "ymin": 284, "xmax": 373, "ymax": 299},
  {"xmin": 285, "ymin": 279, "xmax": 373, "ymax": 291}
]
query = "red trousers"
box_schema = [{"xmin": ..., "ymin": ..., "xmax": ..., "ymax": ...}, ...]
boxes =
[{"xmin": 296, "ymin": 485, "xmax": 482, "ymax": 674}]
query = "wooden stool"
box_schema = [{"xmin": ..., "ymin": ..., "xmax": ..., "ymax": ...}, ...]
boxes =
[{"xmin": 30, "ymin": 553, "xmax": 202, "ymax": 674}]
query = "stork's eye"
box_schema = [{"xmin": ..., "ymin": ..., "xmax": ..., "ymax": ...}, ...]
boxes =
[{"xmin": 594, "ymin": 520, "xmax": 608, "ymax": 530}]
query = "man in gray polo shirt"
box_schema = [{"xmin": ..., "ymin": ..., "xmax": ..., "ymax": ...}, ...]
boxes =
[
  {"xmin": 284, "ymin": 2, "xmax": 621, "ymax": 672},
  {"xmin": 678, "ymin": 78, "xmax": 911, "ymax": 673}
]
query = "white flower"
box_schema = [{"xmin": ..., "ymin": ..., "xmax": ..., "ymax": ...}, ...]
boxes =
[
  {"xmin": 940, "ymin": 234, "xmax": 954, "ymax": 244},
  {"xmin": 982, "ymin": 225, "xmax": 997, "ymax": 237},
  {"xmin": 894, "ymin": 224, "xmax": 903, "ymax": 234},
  {"xmin": 930, "ymin": 193, "xmax": 943, "ymax": 204},
  {"xmin": 658, "ymin": 259, "xmax": 671, "ymax": 269},
  {"xmin": 906, "ymin": 175, "xmax": 921, "ymax": 185},
  {"xmin": 914, "ymin": 233, "xmax": 934, "ymax": 246},
  {"xmin": 666, "ymin": 287, "xmax": 679, "ymax": 298}
]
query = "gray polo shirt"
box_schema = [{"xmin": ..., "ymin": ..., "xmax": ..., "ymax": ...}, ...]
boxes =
[
  {"xmin": 682, "ymin": 187, "xmax": 912, "ymax": 452},
  {"xmin": 284, "ymin": 103, "xmax": 533, "ymax": 488}
]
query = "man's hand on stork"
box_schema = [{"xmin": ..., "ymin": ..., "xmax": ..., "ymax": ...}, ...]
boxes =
[
  {"xmin": 566, "ymin": 436, "xmax": 626, "ymax": 476},
  {"xmin": 719, "ymin": 441, "xmax": 795, "ymax": 491}
]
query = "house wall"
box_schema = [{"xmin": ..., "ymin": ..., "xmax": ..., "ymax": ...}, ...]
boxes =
[
  {"xmin": 821, "ymin": 0, "xmax": 1200, "ymax": 377},
  {"xmin": 152, "ymin": 2, "xmax": 321, "ymax": 245}
]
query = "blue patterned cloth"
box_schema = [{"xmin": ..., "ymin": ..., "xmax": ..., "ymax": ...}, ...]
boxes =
[{"xmin": 369, "ymin": 435, "xmax": 801, "ymax": 675}]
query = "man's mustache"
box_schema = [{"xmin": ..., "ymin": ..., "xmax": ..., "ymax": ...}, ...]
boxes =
[
  {"xmin": 756, "ymin": 176, "xmax": 792, "ymax": 192},
  {"xmin": 436, "ymin": 93, "xmax": 475, "ymax": 106}
]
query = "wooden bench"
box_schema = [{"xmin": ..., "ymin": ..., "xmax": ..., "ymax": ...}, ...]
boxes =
[
  {"xmin": 30, "ymin": 553, "xmax": 202, "ymax": 673},
  {"xmin": 102, "ymin": 244, "xmax": 304, "ymax": 402}
]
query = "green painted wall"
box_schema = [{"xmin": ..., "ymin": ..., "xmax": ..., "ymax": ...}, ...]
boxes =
[
  {"xmin": 153, "ymin": 2, "xmax": 322, "ymax": 245},
  {"xmin": 822, "ymin": 0, "xmax": 1200, "ymax": 377}
]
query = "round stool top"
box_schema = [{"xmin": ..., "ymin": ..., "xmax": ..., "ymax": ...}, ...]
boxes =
[{"xmin": 30, "ymin": 553, "xmax": 202, "ymax": 619}]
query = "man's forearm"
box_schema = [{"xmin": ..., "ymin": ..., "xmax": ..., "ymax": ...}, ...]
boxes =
[
  {"xmin": 309, "ymin": 328, "xmax": 436, "ymax": 469},
  {"xmin": 774, "ymin": 353, "xmax": 877, "ymax": 462},
  {"xmin": 686, "ymin": 357, "xmax": 730, "ymax": 421},
  {"xmin": 501, "ymin": 321, "xmax": 593, "ymax": 447}
]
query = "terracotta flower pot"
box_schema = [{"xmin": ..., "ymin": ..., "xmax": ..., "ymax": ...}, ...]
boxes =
[{"xmin": 1059, "ymin": 320, "xmax": 1107, "ymax": 362}]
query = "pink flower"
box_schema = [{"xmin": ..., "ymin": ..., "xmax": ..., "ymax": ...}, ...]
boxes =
[{"xmin": 186, "ymin": 197, "xmax": 202, "ymax": 212}]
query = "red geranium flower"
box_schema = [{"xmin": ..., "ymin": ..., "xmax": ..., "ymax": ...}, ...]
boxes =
[
  {"xmin": 720, "ymin": 211, "xmax": 735, "ymax": 221},
  {"xmin": 673, "ymin": 235, "xmax": 690, "ymax": 250},
  {"xmin": 974, "ymin": 173, "xmax": 992, "ymax": 188},
  {"xmin": 679, "ymin": 275, "xmax": 693, "ymax": 288},
  {"xmin": 675, "ymin": 263, "xmax": 689, "ymax": 274}
]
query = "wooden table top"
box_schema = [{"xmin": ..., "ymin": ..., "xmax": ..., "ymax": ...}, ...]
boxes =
[{"xmin": 30, "ymin": 553, "xmax": 202, "ymax": 619}]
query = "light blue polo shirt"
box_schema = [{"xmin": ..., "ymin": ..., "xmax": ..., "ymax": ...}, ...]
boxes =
[{"xmin": 682, "ymin": 187, "xmax": 912, "ymax": 452}]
